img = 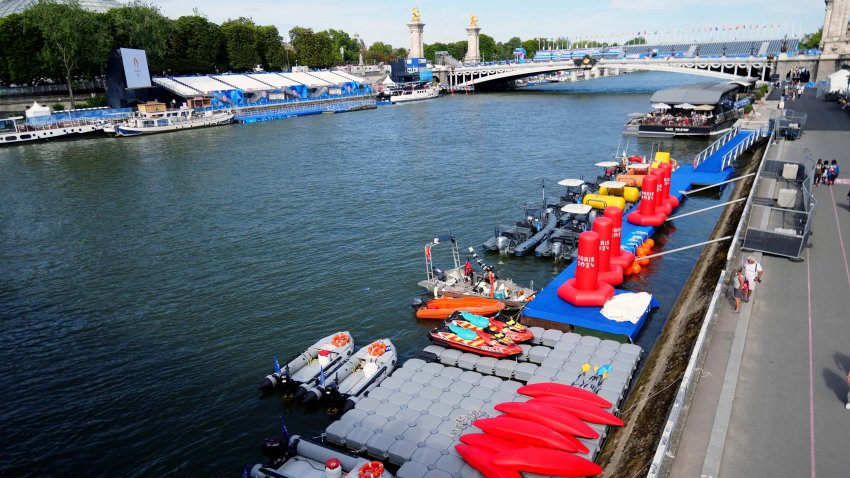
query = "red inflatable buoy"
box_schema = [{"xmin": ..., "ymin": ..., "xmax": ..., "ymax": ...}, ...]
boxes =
[
  {"xmin": 557, "ymin": 231, "xmax": 615, "ymax": 307},
  {"xmin": 651, "ymin": 169, "xmax": 673, "ymax": 216},
  {"xmin": 659, "ymin": 162, "xmax": 680, "ymax": 209},
  {"xmin": 627, "ymin": 174, "xmax": 668, "ymax": 226},
  {"xmin": 603, "ymin": 206, "xmax": 635, "ymax": 269},
  {"xmin": 592, "ymin": 216, "xmax": 623, "ymax": 285}
]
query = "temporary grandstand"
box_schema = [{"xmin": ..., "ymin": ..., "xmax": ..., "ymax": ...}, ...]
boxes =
[
  {"xmin": 622, "ymin": 39, "xmax": 801, "ymax": 58},
  {"xmin": 152, "ymin": 70, "xmax": 375, "ymax": 122}
]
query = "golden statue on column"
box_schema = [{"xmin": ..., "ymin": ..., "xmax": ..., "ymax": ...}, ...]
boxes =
[
  {"xmin": 469, "ymin": 14, "xmax": 478, "ymax": 27},
  {"xmin": 411, "ymin": 7, "xmax": 421, "ymax": 22}
]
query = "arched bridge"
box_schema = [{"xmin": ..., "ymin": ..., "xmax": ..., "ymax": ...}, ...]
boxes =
[{"xmin": 433, "ymin": 57, "xmax": 775, "ymax": 90}]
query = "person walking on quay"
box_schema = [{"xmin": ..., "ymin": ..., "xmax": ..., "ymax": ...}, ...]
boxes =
[
  {"xmin": 743, "ymin": 256, "xmax": 763, "ymax": 302},
  {"xmin": 828, "ymin": 159, "xmax": 840, "ymax": 186},
  {"xmin": 732, "ymin": 267, "xmax": 745, "ymax": 313},
  {"xmin": 814, "ymin": 159, "xmax": 823, "ymax": 187}
]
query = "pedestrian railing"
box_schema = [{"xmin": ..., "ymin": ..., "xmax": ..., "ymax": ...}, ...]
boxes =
[
  {"xmin": 646, "ymin": 123, "xmax": 777, "ymax": 478},
  {"xmin": 691, "ymin": 126, "xmax": 740, "ymax": 170}
]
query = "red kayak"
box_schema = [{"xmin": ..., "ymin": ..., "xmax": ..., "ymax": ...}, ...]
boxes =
[
  {"xmin": 455, "ymin": 444, "xmax": 522, "ymax": 478},
  {"xmin": 494, "ymin": 401, "xmax": 598, "ymax": 439},
  {"xmin": 517, "ymin": 382, "xmax": 613, "ymax": 408},
  {"xmin": 529, "ymin": 396, "xmax": 625, "ymax": 426},
  {"xmin": 473, "ymin": 416, "xmax": 580, "ymax": 453},
  {"xmin": 459, "ymin": 433, "xmax": 530, "ymax": 455},
  {"xmin": 491, "ymin": 448, "xmax": 603, "ymax": 477}
]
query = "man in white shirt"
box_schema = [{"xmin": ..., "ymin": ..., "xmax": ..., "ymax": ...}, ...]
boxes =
[{"xmin": 743, "ymin": 256, "xmax": 763, "ymax": 302}]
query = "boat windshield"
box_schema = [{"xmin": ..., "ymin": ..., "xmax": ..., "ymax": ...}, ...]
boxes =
[{"xmin": 0, "ymin": 119, "xmax": 17, "ymax": 133}]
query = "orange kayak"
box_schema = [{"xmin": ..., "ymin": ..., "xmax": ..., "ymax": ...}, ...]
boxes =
[{"xmin": 416, "ymin": 296, "xmax": 506, "ymax": 320}]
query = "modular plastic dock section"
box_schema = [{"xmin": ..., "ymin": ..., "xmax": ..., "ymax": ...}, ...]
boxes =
[{"xmin": 323, "ymin": 329, "xmax": 642, "ymax": 478}]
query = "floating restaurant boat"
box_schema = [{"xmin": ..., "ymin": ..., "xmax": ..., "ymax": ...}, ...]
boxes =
[
  {"xmin": 111, "ymin": 101, "xmax": 233, "ymax": 137},
  {"xmin": 376, "ymin": 82, "xmax": 441, "ymax": 104},
  {"xmin": 250, "ymin": 434, "xmax": 393, "ymax": 478},
  {"xmin": 414, "ymin": 296, "xmax": 506, "ymax": 320},
  {"xmin": 258, "ymin": 331, "xmax": 354, "ymax": 392},
  {"xmin": 296, "ymin": 339, "xmax": 397, "ymax": 412},
  {"xmin": 624, "ymin": 80, "xmax": 753, "ymax": 138},
  {"xmin": 417, "ymin": 235, "xmax": 536, "ymax": 304},
  {"xmin": 0, "ymin": 115, "xmax": 105, "ymax": 146}
]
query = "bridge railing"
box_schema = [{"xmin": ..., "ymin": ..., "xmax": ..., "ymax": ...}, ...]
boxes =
[{"xmin": 691, "ymin": 126, "xmax": 740, "ymax": 169}]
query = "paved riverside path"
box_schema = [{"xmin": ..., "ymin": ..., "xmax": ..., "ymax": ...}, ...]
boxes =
[{"xmin": 668, "ymin": 90, "xmax": 850, "ymax": 478}]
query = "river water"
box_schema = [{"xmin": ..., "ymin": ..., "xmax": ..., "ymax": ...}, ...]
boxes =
[{"xmin": 0, "ymin": 72, "xmax": 736, "ymax": 476}]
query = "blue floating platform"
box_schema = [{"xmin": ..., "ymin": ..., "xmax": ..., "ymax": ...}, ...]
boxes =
[{"xmin": 523, "ymin": 132, "xmax": 755, "ymax": 341}]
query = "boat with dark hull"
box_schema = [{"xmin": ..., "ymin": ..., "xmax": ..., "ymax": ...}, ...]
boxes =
[{"xmin": 624, "ymin": 80, "xmax": 752, "ymax": 138}]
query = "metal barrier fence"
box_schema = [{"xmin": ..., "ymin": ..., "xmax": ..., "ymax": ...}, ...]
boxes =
[
  {"xmin": 646, "ymin": 118, "xmax": 776, "ymax": 478},
  {"xmin": 742, "ymin": 146, "xmax": 816, "ymax": 260},
  {"xmin": 0, "ymin": 79, "xmax": 106, "ymax": 97},
  {"xmin": 691, "ymin": 125, "xmax": 740, "ymax": 169}
]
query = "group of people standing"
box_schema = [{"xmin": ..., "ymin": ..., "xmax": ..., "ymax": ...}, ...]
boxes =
[
  {"xmin": 814, "ymin": 159, "xmax": 841, "ymax": 186},
  {"xmin": 732, "ymin": 256, "xmax": 763, "ymax": 313}
]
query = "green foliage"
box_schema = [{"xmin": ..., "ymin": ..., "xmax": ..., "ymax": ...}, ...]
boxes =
[
  {"xmin": 25, "ymin": 0, "xmax": 111, "ymax": 108},
  {"xmin": 51, "ymin": 102, "xmax": 65, "ymax": 111},
  {"xmin": 447, "ymin": 41, "xmax": 467, "ymax": 61},
  {"xmin": 290, "ymin": 27, "xmax": 336, "ymax": 68},
  {"xmin": 104, "ymin": 1, "xmax": 172, "ymax": 73},
  {"xmin": 365, "ymin": 41, "xmax": 393, "ymax": 63},
  {"xmin": 221, "ymin": 17, "xmax": 260, "ymax": 71},
  {"xmin": 423, "ymin": 42, "xmax": 449, "ymax": 63},
  {"xmin": 327, "ymin": 29, "xmax": 362, "ymax": 64},
  {"xmin": 0, "ymin": 13, "xmax": 49, "ymax": 85},
  {"xmin": 81, "ymin": 94, "xmax": 107, "ymax": 108},
  {"xmin": 392, "ymin": 48, "xmax": 408, "ymax": 59},
  {"xmin": 255, "ymin": 25, "xmax": 286, "ymax": 70},
  {"xmin": 478, "ymin": 33, "xmax": 497, "ymax": 61},
  {"xmin": 169, "ymin": 15, "xmax": 224, "ymax": 75},
  {"xmin": 624, "ymin": 36, "xmax": 647, "ymax": 46},
  {"xmin": 800, "ymin": 29, "xmax": 822, "ymax": 50}
]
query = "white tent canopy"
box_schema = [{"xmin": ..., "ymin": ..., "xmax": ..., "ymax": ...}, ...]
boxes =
[
  {"xmin": 24, "ymin": 101, "xmax": 51, "ymax": 118},
  {"xmin": 381, "ymin": 76, "xmax": 396, "ymax": 86},
  {"xmin": 827, "ymin": 69, "xmax": 850, "ymax": 93}
]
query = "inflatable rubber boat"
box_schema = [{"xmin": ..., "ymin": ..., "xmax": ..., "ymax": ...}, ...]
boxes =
[
  {"xmin": 258, "ymin": 331, "xmax": 355, "ymax": 392},
  {"xmin": 296, "ymin": 339, "xmax": 397, "ymax": 413},
  {"xmin": 250, "ymin": 434, "xmax": 393, "ymax": 478}
]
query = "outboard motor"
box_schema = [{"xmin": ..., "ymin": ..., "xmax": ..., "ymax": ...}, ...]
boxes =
[
  {"xmin": 551, "ymin": 242, "xmax": 563, "ymax": 259},
  {"xmin": 496, "ymin": 236, "xmax": 510, "ymax": 253},
  {"xmin": 410, "ymin": 297, "xmax": 423, "ymax": 310},
  {"xmin": 588, "ymin": 210, "xmax": 598, "ymax": 224},
  {"xmin": 433, "ymin": 267, "xmax": 446, "ymax": 282},
  {"xmin": 261, "ymin": 437, "xmax": 288, "ymax": 467}
]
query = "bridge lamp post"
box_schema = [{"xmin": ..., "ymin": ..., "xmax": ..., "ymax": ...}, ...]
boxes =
[{"xmin": 722, "ymin": 44, "xmax": 727, "ymax": 57}]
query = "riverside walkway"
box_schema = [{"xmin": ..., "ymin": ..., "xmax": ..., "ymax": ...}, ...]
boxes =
[{"xmin": 668, "ymin": 90, "xmax": 850, "ymax": 477}]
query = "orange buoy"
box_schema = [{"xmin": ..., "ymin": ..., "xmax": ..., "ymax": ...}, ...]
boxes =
[
  {"xmin": 646, "ymin": 238, "xmax": 655, "ymax": 248},
  {"xmin": 632, "ymin": 264, "xmax": 641, "ymax": 274},
  {"xmin": 639, "ymin": 257, "xmax": 650, "ymax": 266}
]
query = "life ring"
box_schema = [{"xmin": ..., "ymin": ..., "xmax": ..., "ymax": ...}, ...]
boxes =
[
  {"xmin": 332, "ymin": 333, "xmax": 349, "ymax": 347},
  {"xmin": 367, "ymin": 342, "xmax": 386, "ymax": 357},
  {"xmin": 358, "ymin": 460, "xmax": 385, "ymax": 478}
]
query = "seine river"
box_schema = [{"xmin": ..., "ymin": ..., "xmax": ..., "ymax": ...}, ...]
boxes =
[{"xmin": 0, "ymin": 72, "xmax": 737, "ymax": 475}]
